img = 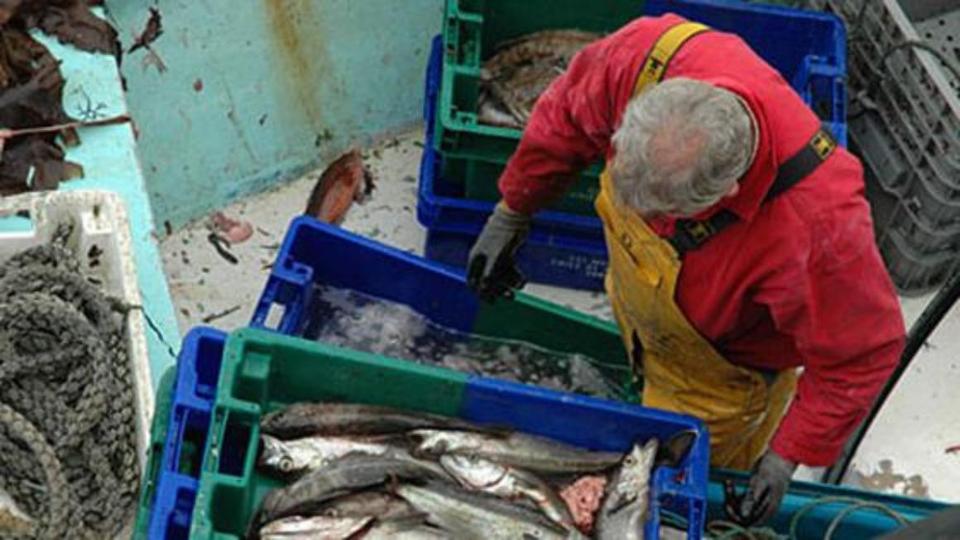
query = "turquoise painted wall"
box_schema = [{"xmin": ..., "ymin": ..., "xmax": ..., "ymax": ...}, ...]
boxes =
[{"xmin": 106, "ymin": 0, "xmax": 443, "ymax": 229}]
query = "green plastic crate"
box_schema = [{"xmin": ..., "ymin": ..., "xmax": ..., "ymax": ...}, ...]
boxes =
[
  {"xmin": 435, "ymin": 0, "xmax": 629, "ymax": 215},
  {"xmin": 190, "ymin": 329, "xmax": 710, "ymax": 539},
  {"xmin": 133, "ymin": 366, "xmax": 177, "ymax": 538}
]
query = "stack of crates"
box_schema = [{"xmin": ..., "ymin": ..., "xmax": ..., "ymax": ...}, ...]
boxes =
[
  {"xmin": 418, "ymin": 0, "xmax": 849, "ymax": 290},
  {"xmin": 134, "ymin": 217, "xmax": 713, "ymax": 539},
  {"xmin": 802, "ymin": 0, "xmax": 960, "ymax": 295}
]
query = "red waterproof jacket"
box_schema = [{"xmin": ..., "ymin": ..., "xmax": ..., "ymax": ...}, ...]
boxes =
[{"xmin": 498, "ymin": 14, "xmax": 905, "ymax": 466}]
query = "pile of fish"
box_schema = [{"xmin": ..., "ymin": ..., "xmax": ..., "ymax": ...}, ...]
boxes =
[
  {"xmin": 478, "ymin": 29, "xmax": 601, "ymax": 129},
  {"xmin": 249, "ymin": 402, "xmax": 697, "ymax": 539}
]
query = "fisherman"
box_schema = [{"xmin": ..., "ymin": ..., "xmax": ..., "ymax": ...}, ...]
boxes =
[{"xmin": 466, "ymin": 14, "xmax": 905, "ymax": 526}]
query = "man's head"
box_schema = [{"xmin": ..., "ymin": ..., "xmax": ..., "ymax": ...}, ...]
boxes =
[{"xmin": 610, "ymin": 78, "xmax": 757, "ymax": 218}]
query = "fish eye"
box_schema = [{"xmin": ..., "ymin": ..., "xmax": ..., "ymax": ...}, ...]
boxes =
[
  {"xmin": 279, "ymin": 457, "xmax": 295, "ymax": 472},
  {"xmin": 625, "ymin": 456, "xmax": 636, "ymax": 465}
]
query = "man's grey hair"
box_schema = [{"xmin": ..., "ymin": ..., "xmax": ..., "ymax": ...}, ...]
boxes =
[{"xmin": 610, "ymin": 78, "xmax": 756, "ymax": 217}]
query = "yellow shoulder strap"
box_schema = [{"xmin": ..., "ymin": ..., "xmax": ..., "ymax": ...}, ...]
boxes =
[{"xmin": 633, "ymin": 22, "xmax": 711, "ymax": 96}]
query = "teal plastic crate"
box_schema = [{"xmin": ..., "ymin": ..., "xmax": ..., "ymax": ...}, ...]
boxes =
[
  {"xmin": 189, "ymin": 328, "xmax": 711, "ymax": 539},
  {"xmin": 133, "ymin": 367, "xmax": 176, "ymax": 538}
]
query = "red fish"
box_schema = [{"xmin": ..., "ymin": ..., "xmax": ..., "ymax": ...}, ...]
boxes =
[{"xmin": 305, "ymin": 149, "xmax": 373, "ymax": 224}]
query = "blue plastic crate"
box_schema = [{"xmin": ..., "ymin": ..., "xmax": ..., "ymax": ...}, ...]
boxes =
[
  {"xmin": 146, "ymin": 328, "xmax": 227, "ymax": 540},
  {"xmin": 645, "ymin": 0, "xmax": 848, "ymax": 147},
  {"xmin": 419, "ymin": 137, "xmax": 609, "ymax": 290}
]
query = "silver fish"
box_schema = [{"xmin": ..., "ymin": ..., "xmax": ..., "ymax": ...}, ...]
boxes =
[
  {"xmin": 259, "ymin": 434, "xmax": 409, "ymax": 476},
  {"xmin": 361, "ymin": 516, "xmax": 451, "ymax": 540},
  {"xmin": 315, "ymin": 490, "xmax": 417, "ymax": 521},
  {"xmin": 596, "ymin": 439, "xmax": 659, "ymax": 540},
  {"xmin": 258, "ymin": 515, "xmax": 372, "ymax": 539},
  {"xmin": 254, "ymin": 454, "xmax": 451, "ymax": 528},
  {"xmin": 411, "ymin": 429, "xmax": 622, "ymax": 473},
  {"xmin": 439, "ymin": 454, "xmax": 574, "ymax": 526},
  {"xmin": 260, "ymin": 402, "xmax": 482, "ymax": 439},
  {"xmin": 397, "ymin": 482, "xmax": 587, "ymax": 540}
]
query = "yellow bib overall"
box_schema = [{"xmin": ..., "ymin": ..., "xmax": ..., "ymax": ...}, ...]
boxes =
[{"xmin": 596, "ymin": 22, "xmax": 798, "ymax": 470}]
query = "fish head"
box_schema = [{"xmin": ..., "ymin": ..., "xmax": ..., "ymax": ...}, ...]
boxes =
[
  {"xmin": 439, "ymin": 454, "xmax": 507, "ymax": 489},
  {"xmin": 408, "ymin": 429, "xmax": 454, "ymax": 457},
  {"xmin": 606, "ymin": 439, "xmax": 658, "ymax": 513},
  {"xmin": 259, "ymin": 434, "xmax": 304, "ymax": 475}
]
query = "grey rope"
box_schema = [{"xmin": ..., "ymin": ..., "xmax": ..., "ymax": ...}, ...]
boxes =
[{"xmin": 0, "ymin": 224, "xmax": 139, "ymax": 539}]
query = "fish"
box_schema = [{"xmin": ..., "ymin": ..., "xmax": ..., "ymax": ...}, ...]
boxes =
[
  {"xmin": 314, "ymin": 490, "xmax": 418, "ymax": 521},
  {"xmin": 396, "ymin": 482, "xmax": 587, "ymax": 540},
  {"xmin": 259, "ymin": 434, "xmax": 412, "ymax": 477},
  {"xmin": 477, "ymin": 94, "xmax": 524, "ymax": 129},
  {"xmin": 655, "ymin": 429, "xmax": 699, "ymax": 469},
  {"xmin": 478, "ymin": 29, "xmax": 601, "ymax": 129},
  {"xmin": 410, "ymin": 429, "xmax": 622, "ymax": 473},
  {"xmin": 260, "ymin": 402, "xmax": 484, "ymax": 440},
  {"xmin": 304, "ymin": 150, "xmax": 373, "ymax": 224},
  {"xmin": 484, "ymin": 30, "xmax": 600, "ymax": 85},
  {"xmin": 252, "ymin": 454, "xmax": 451, "ymax": 529},
  {"xmin": 439, "ymin": 454, "xmax": 574, "ymax": 526},
  {"xmin": 361, "ymin": 515, "xmax": 451, "ymax": 540},
  {"xmin": 258, "ymin": 515, "xmax": 373, "ymax": 539},
  {"xmin": 596, "ymin": 439, "xmax": 659, "ymax": 540}
]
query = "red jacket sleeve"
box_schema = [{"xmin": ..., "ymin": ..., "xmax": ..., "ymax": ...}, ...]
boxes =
[
  {"xmin": 760, "ymin": 195, "xmax": 905, "ymax": 466},
  {"xmin": 498, "ymin": 37, "xmax": 618, "ymax": 215}
]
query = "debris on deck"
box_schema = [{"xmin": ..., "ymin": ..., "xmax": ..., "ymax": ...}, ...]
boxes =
[{"xmin": 0, "ymin": 0, "xmax": 119, "ymax": 196}]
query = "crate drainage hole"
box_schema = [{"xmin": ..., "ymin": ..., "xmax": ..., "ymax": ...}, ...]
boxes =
[
  {"xmin": 264, "ymin": 303, "xmax": 285, "ymax": 330},
  {"xmin": 218, "ymin": 422, "xmax": 251, "ymax": 476}
]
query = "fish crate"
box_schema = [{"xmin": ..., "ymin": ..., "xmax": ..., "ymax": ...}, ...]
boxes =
[
  {"xmin": 802, "ymin": 0, "xmax": 960, "ymax": 230},
  {"xmin": 0, "ymin": 190, "xmax": 153, "ymax": 536},
  {"xmin": 861, "ymin": 140, "xmax": 960, "ymax": 295},
  {"xmin": 188, "ymin": 328, "xmax": 711, "ymax": 539},
  {"xmin": 433, "ymin": 0, "xmax": 849, "ymax": 216},
  {"xmin": 134, "ymin": 328, "xmax": 227, "ymax": 540},
  {"xmin": 134, "ymin": 366, "xmax": 177, "ymax": 539},
  {"xmin": 251, "ymin": 216, "xmax": 627, "ymax": 382},
  {"xmin": 423, "ymin": 33, "xmax": 608, "ymax": 290},
  {"xmin": 140, "ymin": 217, "xmax": 626, "ymax": 537},
  {"xmin": 419, "ymin": 129, "xmax": 609, "ymax": 290},
  {"xmin": 878, "ymin": 228, "xmax": 960, "ymax": 296}
]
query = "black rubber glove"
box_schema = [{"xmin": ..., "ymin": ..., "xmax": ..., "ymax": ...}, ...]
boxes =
[
  {"xmin": 467, "ymin": 201, "xmax": 531, "ymax": 302},
  {"xmin": 727, "ymin": 450, "xmax": 797, "ymax": 526}
]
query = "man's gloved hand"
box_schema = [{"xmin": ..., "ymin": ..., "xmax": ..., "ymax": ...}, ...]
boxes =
[
  {"xmin": 727, "ymin": 450, "xmax": 797, "ymax": 526},
  {"xmin": 467, "ymin": 201, "xmax": 531, "ymax": 302}
]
